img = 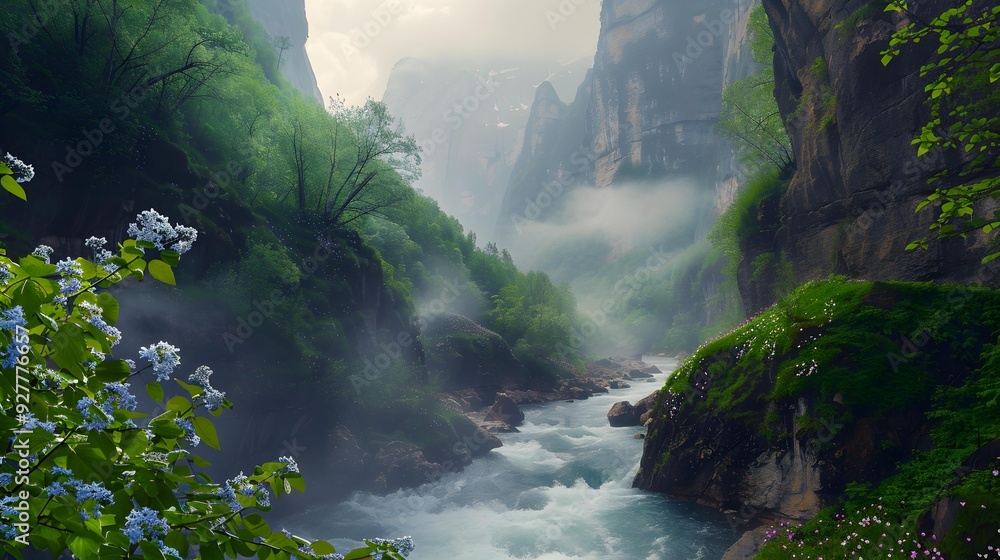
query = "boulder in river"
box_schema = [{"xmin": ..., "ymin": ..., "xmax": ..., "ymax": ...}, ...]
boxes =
[
  {"xmin": 628, "ymin": 369, "xmax": 654, "ymax": 379},
  {"xmin": 641, "ymin": 365, "xmax": 662, "ymax": 374},
  {"xmin": 607, "ymin": 401, "xmax": 640, "ymax": 427},
  {"xmin": 484, "ymin": 393, "xmax": 525, "ymax": 427},
  {"xmin": 609, "ymin": 379, "xmax": 631, "ymax": 389},
  {"xmin": 372, "ymin": 441, "xmax": 440, "ymax": 494}
]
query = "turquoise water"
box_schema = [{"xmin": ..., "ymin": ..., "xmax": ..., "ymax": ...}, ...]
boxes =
[{"xmin": 285, "ymin": 357, "xmax": 738, "ymax": 559}]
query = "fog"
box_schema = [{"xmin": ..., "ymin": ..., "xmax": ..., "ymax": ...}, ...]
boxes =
[
  {"xmin": 502, "ymin": 180, "xmax": 706, "ymax": 282},
  {"xmin": 304, "ymin": 0, "xmax": 602, "ymax": 105}
]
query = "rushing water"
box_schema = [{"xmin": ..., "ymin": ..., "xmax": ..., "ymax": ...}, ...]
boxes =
[{"xmin": 285, "ymin": 356, "xmax": 738, "ymax": 559}]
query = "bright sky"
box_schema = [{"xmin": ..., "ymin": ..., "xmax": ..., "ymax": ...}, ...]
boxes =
[{"xmin": 304, "ymin": 0, "xmax": 603, "ymax": 105}]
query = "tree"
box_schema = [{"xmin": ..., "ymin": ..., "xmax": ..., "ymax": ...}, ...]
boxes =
[
  {"xmin": 321, "ymin": 98, "xmax": 421, "ymax": 226},
  {"xmin": 274, "ymin": 36, "xmax": 292, "ymax": 71},
  {"xmin": 883, "ymin": 1, "xmax": 1000, "ymax": 261},
  {"xmin": 0, "ymin": 160, "xmax": 412, "ymax": 560},
  {"xmin": 718, "ymin": 5, "xmax": 795, "ymax": 176}
]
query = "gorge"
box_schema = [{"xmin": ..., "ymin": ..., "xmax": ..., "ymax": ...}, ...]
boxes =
[{"xmin": 0, "ymin": 0, "xmax": 998, "ymax": 559}]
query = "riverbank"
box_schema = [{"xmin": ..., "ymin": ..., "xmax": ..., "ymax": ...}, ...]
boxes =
[{"xmin": 283, "ymin": 355, "xmax": 738, "ymax": 559}]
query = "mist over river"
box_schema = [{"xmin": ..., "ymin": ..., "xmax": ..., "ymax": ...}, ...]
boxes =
[{"xmin": 284, "ymin": 357, "xmax": 738, "ymax": 559}]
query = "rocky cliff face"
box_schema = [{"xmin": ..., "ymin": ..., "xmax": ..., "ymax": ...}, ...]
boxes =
[
  {"xmin": 741, "ymin": 0, "xmax": 998, "ymax": 313},
  {"xmin": 495, "ymin": 0, "xmax": 758, "ymax": 240},
  {"xmin": 245, "ymin": 0, "xmax": 323, "ymax": 102},
  {"xmin": 381, "ymin": 58, "xmax": 591, "ymax": 238}
]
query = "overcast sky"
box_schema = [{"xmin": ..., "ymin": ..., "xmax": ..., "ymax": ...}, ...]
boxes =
[{"xmin": 303, "ymin": 0, "xmax": 603, "ymax": 105}]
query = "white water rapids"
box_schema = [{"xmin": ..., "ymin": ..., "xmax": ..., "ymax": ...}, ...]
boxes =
[{"xmin": 284, "ymin": 356, "xmax": 738, "ymax": 559}]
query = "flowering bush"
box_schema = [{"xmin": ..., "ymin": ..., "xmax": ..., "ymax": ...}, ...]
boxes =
[{"xmin": 0, "ymin": 165, "xmax": 410, "ymax": 559}]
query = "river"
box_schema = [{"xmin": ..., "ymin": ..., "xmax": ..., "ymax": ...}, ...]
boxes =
[{"xmin": 284, "ymin": 356, "xmax": 738, "ymax": 559}]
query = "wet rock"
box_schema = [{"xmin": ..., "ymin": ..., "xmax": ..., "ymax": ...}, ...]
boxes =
[
  {"xmin": 641, "ymin": 365, "xmax": 662, "ymax": 374},
  {"xmin": 484, "ymin": 393, "xmax": 525, "ymax": 427},
  {"xmin": 609, "ymin": 379, "xmax": 631, "ymax": 389},
  {"xmin": 608, "ymin": 401, "xmax": 640, "ymax": 427},
  {"xmin": 372, "ymin": 442, "xmax": 439, "ymax": 494}
]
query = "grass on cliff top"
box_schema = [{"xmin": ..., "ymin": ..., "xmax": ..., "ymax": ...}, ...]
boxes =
[
  {"xmin": 662, "ymin": 278, "xmax": 1000, "ymax": 422},
  {"xmin": 658, "ymin": 278, "xmax": 1000, "ymax": 559}
]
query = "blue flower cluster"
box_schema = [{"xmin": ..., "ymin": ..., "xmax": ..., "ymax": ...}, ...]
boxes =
[
  {"xmin": 0, "ymin": 306, "xmax": 25, "ymax": 332},
  {"xmin": 127, "ymin": 209, "xmax": 198, "ymax": 255},
  {"xmin": 188, "ymin": 366, "xmax": 226, "ymax": 412},
  {"xmin": 218, "ymin": 472, "xmax": 271, "ymax": 513},
  {"xmin": 76, "ymin": 397, "xmax": 108, "ymax": 431},
  {"xmin": 174, "ymin": 417, "xmax": 200, "ymax": 447},
  {"xmin": 4, "ymin": 152, "xmax": 35, "ymax": 183},
  {"xmin": 21, "ymin": 412, "xmax": 57, "ymax": 434},
  {"xmin": 123, "ymin": 506, "xmax": 179, "ymax": 557},
  {"xmin": 0, "ymin": 496, "xmax": 21, "ymax": 539},
  {"xmin": 369, "ymin": 537, "xmax": 415, "ymax": 557},
  {"xmin": 75, "ymin": 381, "xmax": 139, "ymax": 431},
  {"xmin": 31, "ymin": 245, "xmax": 53, "ymax": 264},
  {"xmin": 139, "ymin": 341, "xmax": 181, "ymax": 381},
  {"xmin": 77, "ymin": 301, "xmax": 122, "ymax": 347},
  {"xmin": 0, "ymin": 261, "xmax": 10, "ymax": 286},
  {"xmin": 43, "ymin": 471, "xmax": 114, "ymax": 520},
  {"xmin": 85, "ymin": 237, "xmax": 113, "ymax": 267},
  {"xmin": 0, "ymin": 473, "xmax": 12, "ymax": 486},
  {"xmin": 55, "ymin": 258, "xmax": 84, "ymax": 298},
  {"xmin": 278, "ymin": 455, "xmax": 299, "ymax": 474}
]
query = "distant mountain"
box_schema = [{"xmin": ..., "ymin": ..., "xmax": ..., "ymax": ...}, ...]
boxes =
[{"xmin": 381, "ymin": 57, "xmax": 592, "ymax": 238}]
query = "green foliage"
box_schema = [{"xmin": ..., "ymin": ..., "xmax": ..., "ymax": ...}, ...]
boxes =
[
  {"xmin": 882, "ymin": 1, "xmax": 1000, "ymax": 262},
  {"xmin": 0, "ymin": 197, "xmax": 403, "ymax": 559},
  {"xmin": 488, "ymin": 272, "xmax": 577, "ymax": 359},
  {"xmin": 718, "ymin": 5, "xmax": 795, "ymax": 175},
  {"xmin": 708, "ymin": 169, "xmax": 788, "ymax": 281},
  {"xmin": 665, "ymin": 279, "xmax": 1000, "ymax": 422}
]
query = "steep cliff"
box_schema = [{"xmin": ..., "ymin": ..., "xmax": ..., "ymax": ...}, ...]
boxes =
[
  {"xmin": 381, "ymin": 57, "xmax": 592, "ymax": 238},
  {"xmin": 245, "ymin": 0, "xmax": 323, "ymax": 102},
  {"xmin": 739, "ymin": 0, "xmax": 999, "ymax": 313},
  {"xmin": 635, "ymin": 280, "xmax": 1000, "ymax": 522}
]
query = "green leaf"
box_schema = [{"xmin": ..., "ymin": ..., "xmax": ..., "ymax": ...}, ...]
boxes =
[
  {"xmin": 175, "ymin": 378, "xmax": 204, "ymax": 398},
  {"xmin": 52, "ymin": 323, "xmax": 88, "ymax": 377},
  {"xmin": 67, "ymin": 536, "xmax": 101, "ymax": 560},
  {"xmin": 166, "ymin": 395, "xmax": 191, "ymax": 413},
  {"xmin": 1, "ymin": 175, "xmax": 27, "ymax": 201},
  {"xmin": 96, "ymin": 292, "xmax": 120, "ymax": 323},
  {"xmin": 284, "ymin": 472, "xmax": 305, "ymax": 493},
  {"xmin": 160, "ymin": 249, "xmax": 181, "ymax": 267},
  {"xmin": 19, "ymin": 255, "xmax": 57, "ymax": 276},
  {"xmin": 150, "ymin": 414, "xmax": 185, "ymax": 438},
  {"xmin": 94, "ymin": 359, "xmax": 131, "ymax": 382},
  {"xmin": 343, "ymin": 549, "xmax": 374, "ymax": 560},
  {"xmin": 0, "ymin": 161, "xmax": 11, "ymax": 174},
  {"xmin": 147, "ymin": 382, "xmax": 165, "ymax": 402},
  {"xmin": 192, "ymin": 416, "xmax": 221, "ymax": 450},
  {"xmin": 148, "ymin": 259, "xmax": 176, "ymax": 285},
  {"xmin": 982, "ymin": 252, "xmax": 1000, "ymax": 264},
  {"xmin": 242, "ymin": 513, "xmax": 270, "ymax": 536},
  {"xmin": 311, "ymin": 541, "xmax": 337, "ymax": 556}
]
